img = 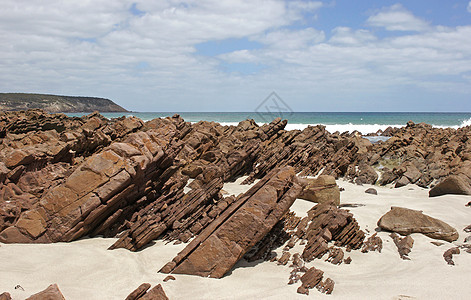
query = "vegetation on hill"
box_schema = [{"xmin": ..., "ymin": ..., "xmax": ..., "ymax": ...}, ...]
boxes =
[{"xmin": 0, "ymin": 93, "xmax": 128, "ymax": 113}]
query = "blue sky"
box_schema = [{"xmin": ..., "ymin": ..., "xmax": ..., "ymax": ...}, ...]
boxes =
[{"xmin": 1, "ymin": 0, "xmax": 471, "ymax": 112}]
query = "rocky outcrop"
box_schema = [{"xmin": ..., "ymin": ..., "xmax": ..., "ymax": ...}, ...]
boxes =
[
  {"xmin": 298, "ymin": 175, "xmax": 340, "ymax": 205},
  {"xmin": 160, "ymin": 166, "xmax": 303, "ymax": 278},
  {"xmin": 377, "ymin": 207, "xmax": 459, "ymax": 242},
  {"xmin": 295, "ymin": 202, "xmax": 365, "ymax": 262}
]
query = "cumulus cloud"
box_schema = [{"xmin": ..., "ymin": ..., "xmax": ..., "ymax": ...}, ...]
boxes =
[
  {"xmin": 367, "ymin": 3, "xmax": 430, "ymax": 32},
  {"xmin": 0, "ymin": 0, "xmax": 470, "ymax": 111}
]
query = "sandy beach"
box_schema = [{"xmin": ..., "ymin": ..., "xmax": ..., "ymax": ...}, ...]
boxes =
[{"xmin": 1, "ymin": 178, "xmax": 470, "ymax": 300}]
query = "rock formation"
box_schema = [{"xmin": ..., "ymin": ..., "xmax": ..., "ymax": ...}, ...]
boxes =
[
  {"xmin": 1, "ymin": 110, "xmax": 471, "ymax": 296},
  {"xmin": 377, "ymin": 207, "xmax": 459, "ymax": 242},
  {"xmin": 160, "ymin": 166, "xmax": 303, "ymax": 278}
]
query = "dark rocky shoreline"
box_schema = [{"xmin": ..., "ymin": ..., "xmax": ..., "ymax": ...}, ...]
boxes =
[{"xmin": 0, "ymin": 109, "xmax": 470, "ymax": 298}]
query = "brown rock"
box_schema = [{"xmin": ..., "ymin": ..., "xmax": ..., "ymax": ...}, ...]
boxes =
[
  {"xmin": 277, "ymin": 252, "xmax": 291, "ymax": 265},
  {"xmin": 299, "ymin": 202, "xmax": 365, "ymax": 262},
  {"xmin": 361, "ymin": 233, "xmax": 383, "ymax": 253},
  {"xmin": 378, "ymin": 169, "xmax": 398, "ymax": 186},
  {"xmin": 317, "ymin": 278, "xmax": 335, "ymax": 294},
  {"xmin": 298, "ymin": 175, "xmax": 340, "ymax": 205},
  {"xmin": 394, "ymin": 176, "xmax": 410, "ymax": 188},
  {"xmin": 0, "ymin": 292, "xmax": 12, "ymax": 300},
  {"xmin": 26, "ymin": 284, "xmax": 66, "ymax": 300},
  {"xmin": 364, "ymin": 188, "xmax": 377, "ymax": 195},
  {"xmin": 378, "ymin": 207, "xmax": 459, "ymax": 242},
  {"xmin": 125, "ymin": 283, "xmax": 151, "ymax": 300},
  {"xmin": 354, "ymin": 164, "xmax": 378, "ymax": 185},
  {"xmin": 429, "ymin": 175, "xmax": 471, "ymax": 197},
  {"xmin": 300, "ymin": 266, "xmax": 324, "ymax": 289},
  {"xmin": 443, "ymin": 247, "xmax": 460, "ymax": 265},
  {"xmin": 163, "ymin": 275, "xmax": 175, "ymax": 282},
  {"xmin": 160, "ymin": 167, "xmax": 303, "ymax": 278},
  {"xmin": 139, "ymin": 284, "xmax": 168, "ymax": 300},
  {"xmin": 390, "ymin": 233, "xmax": 414, "ymax": 260}
]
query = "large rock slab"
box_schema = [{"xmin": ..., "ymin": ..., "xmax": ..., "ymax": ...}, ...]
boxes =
[
  {"xmin": 377, "ymin": 206, "xmax": 459, "ymax": 242},
  {"xmin": 160, "ymin": 166, "xmax": 303, "ymax": 278},
  {"xmin": 429, "ymin": 175, "xmax": 471, "ymax": 197}
]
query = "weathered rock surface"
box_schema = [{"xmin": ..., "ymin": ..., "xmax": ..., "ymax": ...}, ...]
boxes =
[
  {"xmin": 126, "ymin": 284, "xmax": 168, "ymax": 300},
  {"xmin": 390, "ymin": 233, "xmax": 414, "ymax": 260},
  {"xmin": 429, "ymin": 175, "xmax": 471, "ymax": 197},
  {"xmin": 377, "ymin": 207, "xmax": 459, "ymax": 242},
  {"xmin": 443, "ymin": 247, "xmax": 460, "ymax": 265},
  {"xmin": 125, "ymin": 283, "xmax": 151, "ymax": 300},
  {"xmin": 160, "ymin": 166, "xmax": 303, "ymax": 278},
  {"xmin": 26, "ymin": 284, "xmax": 65, "ymax": 300},
  {"xmin": 362, "ymin": 233, "xmax": 383, "ymax": 253},
  {"xmin": 0, "ymin": 292, "xmax": 11, "ymax": 300},
  {"xmin": 296, "ymin": 202, "xmax": 365, "ymax": 262},
  {"xmin": 298, "ymin": 175, "xmax": 340, "ymax": 205}
]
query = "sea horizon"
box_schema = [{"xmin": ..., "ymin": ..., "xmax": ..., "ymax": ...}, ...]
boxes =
[{"xmin": 67, "ymin": 111, "xmax": 471, "ymax": 134}]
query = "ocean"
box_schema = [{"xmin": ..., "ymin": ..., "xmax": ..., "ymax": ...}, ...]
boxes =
[{"xmin": 67, "ymin": 112, "xmax": 471, "ymax": 134}]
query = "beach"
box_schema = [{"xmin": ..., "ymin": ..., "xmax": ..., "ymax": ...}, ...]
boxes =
[{"xmin": 1, "ymin": 179, "xmax": 470, "ymax": 300}]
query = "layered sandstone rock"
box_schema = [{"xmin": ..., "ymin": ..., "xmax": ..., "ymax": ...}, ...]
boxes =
[{"xmin": 160, "ymin": 166, "xmax": 303, "ymax": 278}]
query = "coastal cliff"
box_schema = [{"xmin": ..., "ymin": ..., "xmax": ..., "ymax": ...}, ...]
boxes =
[{"xmin": 0, "ymin": 93, "xmax": 128, "ymax": 113}]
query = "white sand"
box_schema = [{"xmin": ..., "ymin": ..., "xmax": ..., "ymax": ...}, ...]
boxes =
[{"xmin": 1, "ymin": 180, "xmax": 470, "ymax": 299}]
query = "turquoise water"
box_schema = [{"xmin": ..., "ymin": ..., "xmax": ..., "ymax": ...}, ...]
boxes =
[{"xmin": 67, "ymin": 112, "xmax": 471, "ymax": 134}]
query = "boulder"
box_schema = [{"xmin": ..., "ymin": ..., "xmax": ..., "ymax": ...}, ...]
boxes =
[
  {"xmin": 377, "ymin": 207, "xmax": 459, "ymax": 242},
  {"xmin": 364, "ymin": 188, "xmax": 377, "ymax": 195},
  {"xmin": 354, "ymin": 164, "xmax": 378, "ymax": 185},
  {"xmin": 26, "ymin": 284, "xmax": 65, "ymax": 300},
  {"xmin": 429, "ymin": 175, "xmax": 471, "ymax": 197},
  {"xmin": 298, "ymin": 175, "xmax": 340, "ymax": 205}
]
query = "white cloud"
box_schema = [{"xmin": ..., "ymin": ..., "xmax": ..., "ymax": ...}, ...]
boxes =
[
  {"xmin": 468, "ymin": 1, "xmax": 471, "ymax": 13},
  {"xmin": 329, "ymin": 27, "xmax": 376, "ymax": 45},
  {"xmin": 367, "ymin": 4, "xmax": 430, "ymax": 32},
  {"xmin": 0, "ymin": 1, "xmax": 470, "ymax": 111}
]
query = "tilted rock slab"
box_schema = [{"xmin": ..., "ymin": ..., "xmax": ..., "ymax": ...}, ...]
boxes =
[
  {"xmin": 377, "ymin": 206, "xmax": 459, "ymax": 242},
  {"xmin": 0, "ymin": 128, "xmax": 182, "ymax": 243},
  {"xmin": 160, "ymin": 166, "xmax": 303, "ymax": 278}
]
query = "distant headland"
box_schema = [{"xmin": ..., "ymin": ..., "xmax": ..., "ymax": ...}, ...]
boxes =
[{"xmin": 0, "ymin": 93, "xmax": 128, "ymax": 113}]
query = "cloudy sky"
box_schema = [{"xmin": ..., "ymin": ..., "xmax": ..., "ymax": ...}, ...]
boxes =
[{"xmin": 1, "ymin": 0, "xmax": 471, "ymax": 112}]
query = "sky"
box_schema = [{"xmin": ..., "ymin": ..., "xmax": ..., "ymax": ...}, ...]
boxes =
[{"xmin": 1, "ymin": 0, "xmax": 471, "ymax": 112}]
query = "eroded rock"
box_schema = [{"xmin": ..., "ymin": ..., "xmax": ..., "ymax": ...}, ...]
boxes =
[{"xmin": 378, "ymin": 207, "xmax": 459, "ymax": 242}]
